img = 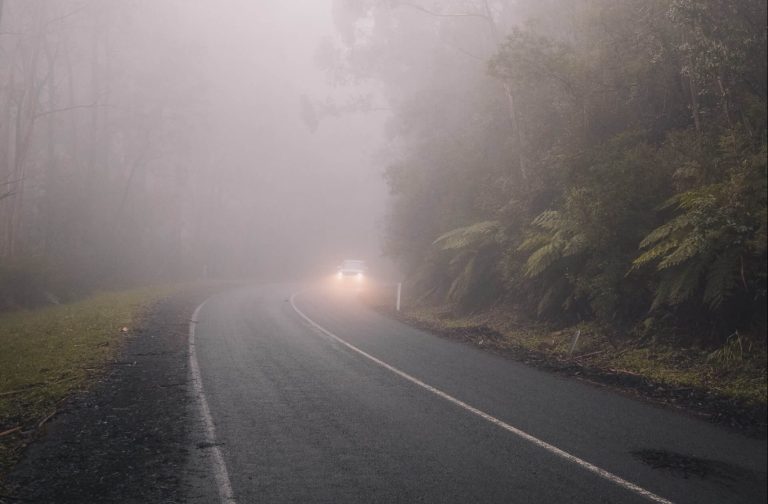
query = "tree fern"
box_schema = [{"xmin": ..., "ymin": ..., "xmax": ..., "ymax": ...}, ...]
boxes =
[
  {"xmin": 703, "ymin": 252, "xmax": 740, "ymax": 308},
  {"xmin": 520, "ymin": 209, "xmax": 590, "ymax": 278},
  {"xmin": 657, "ymin": 234, "xmax": 706, "ymax": 269},
  {"xmin": 523, "ymin": 241, "xmax": 563, "ymax": 277},
  {"xmin": 447, "ymin": 255, "xmax": 476, "ymax": 303},
  {"xmin": 431, "ymin": 220, "xmax": 507, "ymax": 310},
  {"xmin": 433, "ymin": 221, "xmax": 504, "ymax": 250},
  {"xmin": 537, "ymin": 287, "xmax": 556, "ymax": 317},
  {"xmin": 635, "ymin": 169, "xmax": 764, "ymax": 315}
]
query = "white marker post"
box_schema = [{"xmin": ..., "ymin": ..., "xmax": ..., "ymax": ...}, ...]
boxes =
[
  {"xmin": 396, "ymin": 282, "xmax": 402, "ymax": 312},
  {"xmin": 568, "ymin": 329, "xmax": 581, "ymax": 357}
]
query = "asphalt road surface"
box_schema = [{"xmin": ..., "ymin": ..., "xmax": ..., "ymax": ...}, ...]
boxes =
[{"xmin": 191, "ymin": 283, "xmax": 766, "ymax": 504}]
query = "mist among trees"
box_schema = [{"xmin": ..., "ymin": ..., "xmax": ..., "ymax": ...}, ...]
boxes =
[
  {"xmin": 0, "ymin": 1, "xmax": 388, "ymax": 306},
  {"xmin": 0, "ymin": 0, "xmax": 765, "ymax": 344},
  {"xmin": 329, "ymin": 0, "xmax": 766, "ymax": 344}
]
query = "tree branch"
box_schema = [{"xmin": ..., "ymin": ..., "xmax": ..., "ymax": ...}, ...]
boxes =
[
  {"xmin": 1, "ymin": 177, "xmax": 24, "ymax": 187},
  {"xmin": 397, "ymin": 2, "xmax": 491, "ymax": 23},
  {"xmin": 446, "ymin": 43, "xmax": 486, "ymax": 61},
  {"xmin": 34, "ymin": 102, "xmax": 98, "ymax": 119},
  {"xmin": 45, "ymin": 5, "xmax": 88, "ymax": 28}
]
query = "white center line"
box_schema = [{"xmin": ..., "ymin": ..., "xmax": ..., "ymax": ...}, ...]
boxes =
[
  {"xmin": 290, "ymin": 292, "xmax": 674, "ymax": 504},
  {"xmin": 189, "ymin": 299, "xmax": 237, "ymax": 504}
]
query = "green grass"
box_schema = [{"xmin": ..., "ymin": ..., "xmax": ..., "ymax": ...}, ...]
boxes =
[
  {"xmin": 400, "ymin": 306, "xmax": 767, "ymax": 408},
  {"xmin": 0, "ymin": 286, "xmax": 177, "ymax": 476}
]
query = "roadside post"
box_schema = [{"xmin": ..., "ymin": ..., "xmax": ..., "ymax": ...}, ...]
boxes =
[
  {"xmin": 396, "ymin": 282, "xmax": 402, "ymax": 312},
  {"xmin": 568, "ymin": 329, "xmax": 581, "ymax": 357}
]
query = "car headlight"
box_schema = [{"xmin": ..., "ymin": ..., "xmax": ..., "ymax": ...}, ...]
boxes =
[{"xmin": 356, "ymin": 272, "xmax": 364, "ymax": 281}]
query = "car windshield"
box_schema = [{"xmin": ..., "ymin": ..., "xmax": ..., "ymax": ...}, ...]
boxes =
[{"xmin": 341, "ymin": 260, "xmax": 365, "ymax": 270}]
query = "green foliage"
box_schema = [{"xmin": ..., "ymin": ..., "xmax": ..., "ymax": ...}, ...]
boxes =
[
  {"xmin": 634, "ymin": 138, "xmax": 767, "ymax": 319},
  {"xmin": 431, "ymin": 221, "xmax": 507, "ymax": 311},
  {"xmin": 0, "ymin": 258, "xmax": 79, "ymax": 310},
  {"xmin": 707, "ymin": 332, "xmax": 751, "ymax": 369},
  {"xmin": 521, "ymin": 210, "xmax": 587, "ymax": 278},
  {"xmin": 0, "ymin": 286, "xmax": 176, "ymax": 474},
  {"xmin": 338, "ymin": 0, "xmax": 767, "ymax": 344},
  {"xmin": 434, "ymin": 221, "xmax": 504, "ymax": 251}
]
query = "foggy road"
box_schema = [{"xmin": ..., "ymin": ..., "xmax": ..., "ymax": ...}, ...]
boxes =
[
  {"xmin": 191, "ymin": 284, "xmax": 766, "ymax": 504},
  {"xmin": 1, "ymin": 2, "xmax": 765, "ymax": 503}
]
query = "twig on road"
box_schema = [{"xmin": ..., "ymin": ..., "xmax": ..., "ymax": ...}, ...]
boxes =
[
  {"xmin": 0, "ymin": 426, "xmax": 22, "ymax": 437},
  {"xmin": 572, "ymin": 350, "xmax": 605, "ymax": 360},
  {"xmin": 37, "ymin": 410, "xmax": 57, "ymax": 429}
]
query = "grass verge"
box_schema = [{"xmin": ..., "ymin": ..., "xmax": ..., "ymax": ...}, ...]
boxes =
[
  {"xmin": 363, "ymin": 287, "xmax": 766, "ymax": 435},
  {"xmin": 407, "ymin": 306, "xmax": 764, "ymax": 403},
  {"xmin": 0, "ymin": 286, "xmax": 178, "ymax": 477}
]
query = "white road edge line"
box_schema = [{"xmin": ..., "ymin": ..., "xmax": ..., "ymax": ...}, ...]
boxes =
[
  {"xmin": 289, "ymin": 292, "xmax": 674, "ymax": 504},
  {"xmin": 189, "ymin": 299, "xmax": 237, "ymax": 504}
]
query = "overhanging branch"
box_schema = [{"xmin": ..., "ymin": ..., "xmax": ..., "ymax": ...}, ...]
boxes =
[
  {"xmin": 34, "ymin": 102, "xmax": 99, "ymax": 119},
  {"xmin": 397, "ymin": 2, "xmax": 491, "ymax": 23}
]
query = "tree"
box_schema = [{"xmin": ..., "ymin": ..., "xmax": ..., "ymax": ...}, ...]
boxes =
[{"xmin": 332, "ymin": 0, "xmax": 767, "ymax": 342}]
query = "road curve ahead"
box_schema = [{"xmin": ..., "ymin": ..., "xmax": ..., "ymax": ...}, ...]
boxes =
[{"xmin": 191, "ymin": 283, "xmax": 766, "ymax": 504}]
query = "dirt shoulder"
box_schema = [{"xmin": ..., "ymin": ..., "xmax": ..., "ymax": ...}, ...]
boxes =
[
  {"xmin": 1, "ymin": 284, "xmax": 227, "ymax": 503},
  {"xmin": 370, "ymin": 301, "xmax": 766, "ymax": 439}
]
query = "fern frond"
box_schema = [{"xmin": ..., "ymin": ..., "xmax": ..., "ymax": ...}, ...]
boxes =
[
  {"xmin": 523, "ymin": 241, "xmax": 562, "ymax": 277},
  {"xmin": 657, "ymin": 193, "xmax": 683, "ymax": 211},
  {"xmin": 448, "ymin": 249, "xmax": 473, "ymax": 267},
  {"xmin": 641, "ymin": 209, "xmax": 696, "ymax": 243},
  {"xmin": 447, "ymin": 255, "xmax": 476, "ymax": 303},
  {"xmin": 640, "ymin": 219, "xmax": 679, "ymax": 248},
  {"xmin": 518, "ymin": 233, "xmax": 550, "ymax": 252},
  {"xmin": 434, "ymin": 221, "xmax": 502, "ymax": 250},
  {"xmin": 563, "ymin": 233, "xmax": 588, "ymax": 257},
  {"xmin": 677, "ymin": 188, "xmax": 717, "ymax": 211},
  {"xmin": 632, "ymin": 240, "xmax": 679, "ymax": 268},
  {"xmin": 667, "ymin": 262, "xmax": 703, "ymax": 305},
  {"xmin": 532, "ymin": 210, "xmax": 563, "ymax": 231},
  {"xmin": 703, "ymin": 252, "xmax": 739, "ymax": 308},
  {"xmin": 657, "ymin": 235, "xmax": 705, "ymax": 269},
  {"xmin": 537, "ymin": 287, "xmax": 555, "ymax": 317},
  {"xmin": 650, "ymin": 276, "xmax": 673, "ymax": 310}
]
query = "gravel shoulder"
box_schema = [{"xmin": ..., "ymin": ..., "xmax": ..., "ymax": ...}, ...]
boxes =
[{"xmin": 2, "ymin": 287, "xmax": 224, "ymax": 504}]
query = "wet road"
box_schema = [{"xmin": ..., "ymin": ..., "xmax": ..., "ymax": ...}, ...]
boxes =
[{"xmin": 191, "ymin": 283, "xmax": 766, "ymax": 503}]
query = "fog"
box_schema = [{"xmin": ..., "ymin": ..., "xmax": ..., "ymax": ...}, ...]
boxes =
[
  {"xmin": 187, "ymin": 1, "xmax": 389, "ymax": 279},
  {"xmin": 0, "ymin": 0, "xmax": 390, "ymax": 297},
  {"xmin": 1, "ymin": 0, "xmax": 765, "ymax": 336}
]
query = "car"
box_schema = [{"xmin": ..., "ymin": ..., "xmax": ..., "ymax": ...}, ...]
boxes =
[{"xmin": 336, "ymin": 259, "xmax": 366, "ymax": 282}]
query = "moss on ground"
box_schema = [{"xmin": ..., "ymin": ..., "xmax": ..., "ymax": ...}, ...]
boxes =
[{"xmin": 0, "ymin": 286, "xmax": 178, "ymax": 476}]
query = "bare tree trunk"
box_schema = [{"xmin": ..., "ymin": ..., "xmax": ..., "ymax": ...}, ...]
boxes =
[
  {"xmin": 400, "ymin": 0, "xmax": 528, "ymax": 182},
  {"xmin": 8, "ymin": 2, "xmax": 46, "ymax": 258},
  {"xmin": 687, "ymin": 74, "xmax": 701, "ymax": 133},
  {"xmin": 682, "ymin": 35, "xmax": 701, "ymax": 134},
  {"xmin": 482, "ymin": 0, "xmax": 527, "ymax": 181},
  {"xmin": 43, "ymin": 32, "xmax": 58, "ymax": 254},
  {"xmin": 88, "ymin": 4, "xmax": 101, "ymax": 178},
  {"xmin": 0, "ymin": 44, "xmax": 17, "ymax": 257},
  {"xmin": 716, "ymin": 75, "xmax": 733, "ymax": 129},
  {"xmin": 502, "ymin": 81, "xmax": 527, "ymax": 180},
  {"xmin": 63, "ymin": 29, "xmax": 79, "ymax": 174}
]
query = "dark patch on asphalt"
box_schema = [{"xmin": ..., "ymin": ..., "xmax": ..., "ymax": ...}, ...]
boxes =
[
  {"xmin": 631, "ymin": 449, "xmax": 756, "ymax": 487},
  {"xmin": 2, "ymin": 287, "xmax": 221, "ymax": 504},
  {"xmin": 378, "ymin": 307, "xmax": 767, "ymax": 439}
]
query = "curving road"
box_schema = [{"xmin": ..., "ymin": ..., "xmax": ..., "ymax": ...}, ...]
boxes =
[{"xmin": 190, "ymin": 283, "xmax": 766, "ymax": 504}]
